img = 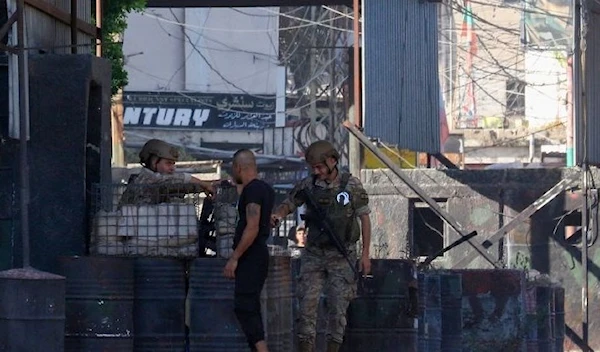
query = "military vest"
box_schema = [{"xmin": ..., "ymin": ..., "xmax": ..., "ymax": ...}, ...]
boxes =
[{"xmin": 305, "ymin": 173, "xmax": 360, "ymax": 248}]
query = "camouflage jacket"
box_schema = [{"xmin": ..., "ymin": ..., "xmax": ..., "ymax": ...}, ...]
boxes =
[
  {"xmin": 119, "ymin": 167, "xmax": 203, "ymax": 206},
  {"xmin": 282, "ymin": 172, "xmax": 370, "ymax": 248}
]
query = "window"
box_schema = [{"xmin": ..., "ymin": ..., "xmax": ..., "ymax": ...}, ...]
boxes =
[
  {"xmin": 506, "ymin": 79, "xmax": 526, "ymax": 117},
  {"xmin": 563, "ymin": 209, "xmax": 582, "ymax": 244},
  {"xmin": 410, "ymin": 201, "xmax": 445, "ymax": 258}
]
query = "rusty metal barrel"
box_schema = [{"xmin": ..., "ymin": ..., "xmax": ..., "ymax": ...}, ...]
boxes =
[
  {"xmin": 524, "ymin": 284, "xmax": 539, "ymax": 352},
  {"xmin": 439, "ymin": 272, "xmax": 462, "ymax": 352},
  {"xmin": 418, "ymin": 273, "xmax": 428, "ymax": 352},
  {"xmin": 451, "ymin": 269, "xmax": 526, "ymax": 351},
  {"xmin": 536, "ymin": 286, "xmax": 554, "ymax": 352},
  {"xmin": 341, "ymin": 259, "xmax": 418, "ymax": 352},
  {"xmin": 291, "ymin": 258, "xmax": 301, "ymax": 350},
  {"xmin": 189, "ymin": 258, "xmax": 246, "ymax": 351},
  {"xmin": 58, "ymin": 256, "xmax": 134, "ymax": 352},
  {"xmin": 189, "ymin": 256, "xmax": 293, "ymax": 352},
  {"xmin": 553, "ymin": 286, "xmax": 565, "ymax": 352},
  {"xmin": 0, "ymin": 268, "xmax": 66, "ymax": 352},
  {"xmin": 418, "ymin": 272, "xmax": 441, "ymax": 352},
  {"xmin": 260, "ymin": 256, "xmax": 294, "ymax": 351},
  {"xmin": 134, "ymin": 258, "xmax": 186, "ymax": 351}
]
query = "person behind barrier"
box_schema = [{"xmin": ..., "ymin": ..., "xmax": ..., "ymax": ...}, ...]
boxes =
[
  {"xmin": 270, "ymin": 140, "xmax": 372, "ymax": 352},
  {"xmin": 119, "ymin": 139, "xmax": 214, "ymax": 205},
  {"xmin": 288, "ymin": 225, "xmax": 306, "ymax": 258},
  {"xmin": 223, "ymin": 149, "xmax": 275, "ymax": 352}
]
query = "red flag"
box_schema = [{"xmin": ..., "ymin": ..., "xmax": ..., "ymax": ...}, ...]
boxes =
[{"xmin": 461, "ymin": 0, "xmax": 478, "ymax": 57}]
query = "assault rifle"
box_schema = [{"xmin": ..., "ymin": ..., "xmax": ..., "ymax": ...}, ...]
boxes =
[
  {"xmin": 197, "ymin": 196, "xmax": 216, "ymax": 257},
  {"xmin": 298, "ymin": 189, "xmax": 360, "ymax": 278},
  {"xmin": 418, "ymin": 230, "xmax": 478, "ymax": 269}
]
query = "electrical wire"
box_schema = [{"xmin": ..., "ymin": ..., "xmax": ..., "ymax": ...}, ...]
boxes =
[
  {"xmin": 142, "ymin": 10, "xmax": 349, "ymax": 33},
  {"xmin": 322, "ymin": 5, "xmax": 356, "ymax": 21},
  {"xmin": 260, "ymin": 7, "xmax": 353, "ymax": 33}
]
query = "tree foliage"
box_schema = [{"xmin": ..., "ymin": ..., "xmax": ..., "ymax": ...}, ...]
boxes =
[{"xmin": 98, "ymin": 0, "xmax": 147, "ymax": 95}]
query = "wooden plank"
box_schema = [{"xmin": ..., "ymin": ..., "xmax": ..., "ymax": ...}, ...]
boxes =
[
  {"xmin": 452, "ymin": 173, "xmax": 579, "ymax": 268},
  {"xmin": 0, "ymin": 42, "xmax": 18, "ymax": 54},
  {"xmin": 23, "ymin": 0, "xmax": 97, "ymax": 37},
  {"xmin": 0, "ymin": 12, "xmax": 18, "ymax": 43},
  {"xmin": 343, "ymin": 120, "xmax": 500, "ymax": 268}
]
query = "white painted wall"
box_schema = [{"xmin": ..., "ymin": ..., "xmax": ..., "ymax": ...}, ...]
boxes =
[
  {"xmin": 123, "ymin": 9, "xmax": 186, "ymax": 91},
  {"xmin": 525, "ymin": 50, "xmax": 568, "ymax": 128},
  {"xmin": 183, "ymin": 8, "xmax": 280, "ymax": 94},
  {"xmin": 122, "ymin": 7, "xmax": 280, "ymax": 95}
]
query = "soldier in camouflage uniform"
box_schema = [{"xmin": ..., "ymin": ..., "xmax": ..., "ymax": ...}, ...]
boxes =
[
  {"xmin": 271, "ymin": 140, "xmax": 372, "ymax": 352},
  {"xmin": 119, "ymin": 139, "xmax": 214, "ymax": 205}
]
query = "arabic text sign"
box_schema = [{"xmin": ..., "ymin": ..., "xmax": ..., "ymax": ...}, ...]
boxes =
[{"xmin": 123, "ymin": 91, "xmax": 276, "ymax": 130}]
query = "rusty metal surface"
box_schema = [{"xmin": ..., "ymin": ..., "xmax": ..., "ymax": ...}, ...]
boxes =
[
  {"xmin": 57, "ymin": 256, "xmax": 134, "ymax": 352},
  {"xmin": 451, "ymin": 269, "xmax": 527, "ymax": 351},
  {"xmin": 554, "ymin": 287, "xmax": 565, "ymax": 351},
  {"xmin": 24, "ymin": 0, "xmax": 93, "ymax": 54},
  {"xmin": 360, "ymin": 167, "xmax": 600, "ymax": 351},
  {"xmin": 261, "ymin": 256, "xmax": 294, "ymax": 352},
  {"xmin": 418, "ymin": 272, "xmax": 441, "ymax": 352},
  {"xmin": 0, "ymin": 268, "xmax": 65, "ymax": 352},
  {"xmin": 341, "ymin": 260, "xmax": 418, "ymax": 352},
  {"xmin": 580, "ymin": 9, "xmax": 600, "ymax": 165},
  {"xmin": 133, "ymin": 258, "xmax": 186, "ymax": 351},
  {"xmin": 362, "ymin": 0, "xmax": 440, "ymax": 153},
  {"xmin": 439, "ymin": 272, "xmax": 462, "ymax": 352},
  {"xmin": 188, "ymin": 258, "xmax": 247, "ymax": 351},
  {"xmin": 189, "ymin": 256, "xmax": 293, "ymax": 352}
]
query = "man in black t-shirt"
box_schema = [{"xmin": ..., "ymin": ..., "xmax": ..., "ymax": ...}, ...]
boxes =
[{"xmin": 223, "ymin": 149, "xmax": 275, "ymax": 352}]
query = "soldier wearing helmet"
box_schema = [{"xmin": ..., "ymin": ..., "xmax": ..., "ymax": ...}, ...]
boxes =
[
  {"xmin": 270, "ymin": 140, "xmax": 372, "ymax": 352},
  {"xmin": 119, "ymin": 139, "xmax": 214, "ymax": 205}
]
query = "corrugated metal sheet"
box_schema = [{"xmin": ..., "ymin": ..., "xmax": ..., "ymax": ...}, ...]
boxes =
[
  {"xmin": 363, "ymin": 0, "xmax": 440, "ymax": 153},
  {"xmin": 25, "ymin": 6, "xmax": 56, "ymax": 52},
  {"xmin": 77, "ymin": 0, "xmax": 92, "ymax": 54},
  {"xmin": 581, "ymin": 5, "xmax": 600, "ymax": 165},
  {"xmin": 23, "ymin": 0, "xmax": 93, "ymax": 55}
]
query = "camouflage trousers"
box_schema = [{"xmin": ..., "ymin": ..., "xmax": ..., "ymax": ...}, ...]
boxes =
[{"xmin": 297, "ymin": 246, "xmax": 357, "ymax": 344}]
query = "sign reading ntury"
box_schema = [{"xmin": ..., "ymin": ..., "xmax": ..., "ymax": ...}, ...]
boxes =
[{"xmin": 123, "ymin": 91, "xmax": 276, "ymax": 130}]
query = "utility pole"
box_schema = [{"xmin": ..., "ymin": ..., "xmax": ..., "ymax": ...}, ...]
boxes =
[
  {"xmin": 328, "ymin": 8, "xmax": 337, "ymax": 146},
  {"xmin": 573, "ymin": 0, "xmax": 589, "ymax": 349},
  {"xmin": 309, "ymin": 6, "xmax": 318, "ymax": 131},
  {"xmin": 16, "ymin": 0, "xmax": 30, "ymax": 268},
  {"xmin": 348, "ymin": 0, "xmax": 361, "ymax": 177}
]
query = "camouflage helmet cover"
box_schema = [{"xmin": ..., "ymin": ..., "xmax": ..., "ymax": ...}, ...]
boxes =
[
  {"xmin": 139, "ymin": 139, "xmax": 180, "ymax": 163},
  {"xmin": 304, "ymin": 140, "xmax": 339, "ymax": 165}
]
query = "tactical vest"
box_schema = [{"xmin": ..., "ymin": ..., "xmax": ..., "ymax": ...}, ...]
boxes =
[{"xmin": 305, "ymin": 173, "xmax": 361, "ymax": 248}]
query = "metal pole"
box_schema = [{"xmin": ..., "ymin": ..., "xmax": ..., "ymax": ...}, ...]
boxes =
[
  {"xmin": 349, "ymin": 1, "xmax": 361, "ymax": 176},
  {"xmin": 573, "ymin": 0, "xmax": 589, "ymax": 347},
  {"xmin": 582, "ymin": 164, "xmax": 589, "ymax": 349},
  {"xmin": 16, "ymin": 0, "xmax": 30, "ymax": 268},
  {"xmin": 95, "ymin": 0, "xmax": 101, "ymax": 57},
  {"xmin": 343, "ymin": 120, "xmax": 500, "ymax": 268},
  {"xmin": 70, "ymin": 0, "xmax": 77, "ymax": 54},
  {"xmin": 566, "ymin": 56, "xmax": 574, "ymax": 167},
  {"xmin": 353, "ymin": 0, "xmax": 360, "ymax": 128}
]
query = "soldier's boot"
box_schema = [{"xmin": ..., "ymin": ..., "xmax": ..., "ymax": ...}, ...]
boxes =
[
  {"xmin": 298, "ymin": 340, "xmax": 313, "ymax": 352},
  {"xmin": 326, "ymin": 341, "xmax": 341, "ymax": 352}
]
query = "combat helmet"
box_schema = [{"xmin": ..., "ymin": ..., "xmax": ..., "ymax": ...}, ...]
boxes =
[
  {"xmin": 139, "ymin": 139, "xmax": 180, "ymax": 165},
  {"xmin": 304, "ymin": 140, "xmax": 339, "ymax": 165}
]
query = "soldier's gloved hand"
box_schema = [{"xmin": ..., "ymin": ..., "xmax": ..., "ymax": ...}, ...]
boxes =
[
  {"xmin": 270, "ymin": 214, "xmax": 282, "ymax": 228},
  {"xmin": 359, "ymin": 256, "xmax": 372, "ymax": 276}
]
